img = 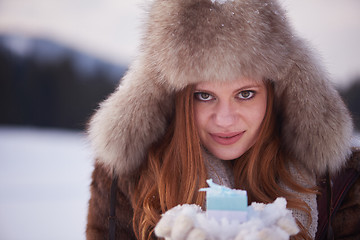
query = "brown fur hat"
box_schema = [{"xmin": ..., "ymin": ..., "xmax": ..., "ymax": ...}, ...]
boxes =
[{"xmin": 88, "ymin": 0, "xmax": 353, "ymax": 177}]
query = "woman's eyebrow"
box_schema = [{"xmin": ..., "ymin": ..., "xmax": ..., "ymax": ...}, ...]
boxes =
[
  {"xmin": 234, "ymin": 84, "xmax": 262, "ymax": 92},
  {"xmin": 193, "ymin": 89, "xmax": 216, "ymax": 96},
  {"xmin": 193, "ymin": 86, "xmax": 214, "ymax": 92},
  {"xmin": 194, "ymin": 84, "xmax": 261, "ymax": 93}
]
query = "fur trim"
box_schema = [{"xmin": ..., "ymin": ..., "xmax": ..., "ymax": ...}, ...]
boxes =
[
  {"xmin": 88, "ymin": 59, "xmax": 174, "ymax": 176},
  {"xmin": 88, "ymin": 0, "xmax": 353, "ymax": 177}
]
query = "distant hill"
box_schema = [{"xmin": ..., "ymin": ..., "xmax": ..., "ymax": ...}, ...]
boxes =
[
  {"xmin": 0, "ymin": 34, "xmax": 126, "ymax": 130},
  {"xmin": 0, "ymin": 34, "xmax": 127, "ymax": 80}
]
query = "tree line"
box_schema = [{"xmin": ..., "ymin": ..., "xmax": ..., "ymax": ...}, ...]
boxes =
[
  {"xmin": 0, "ymin": 44, "xmax": 122, "ymax": 130},
  {"xmin": 339, "ymin": 79, "xmax": 360, "ymax": 132}
]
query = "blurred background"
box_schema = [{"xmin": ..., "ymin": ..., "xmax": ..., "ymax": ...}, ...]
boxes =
[{"xmin": 0, "ymin": 0, "xmax": 359, "ymax": 239}]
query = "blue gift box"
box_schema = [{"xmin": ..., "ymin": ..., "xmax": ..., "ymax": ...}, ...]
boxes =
[{"xmin": 200, "ymin": 179, "xmax": 248, "ymax": 222}]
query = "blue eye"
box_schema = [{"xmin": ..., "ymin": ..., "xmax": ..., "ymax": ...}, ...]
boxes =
[
  {"xmin": 194, "ymin": 92, "xmax": 214, "ymax": 101},
  {"xmin": 238, "ymin": 90, "xmax": 255, "ymax": 99}
]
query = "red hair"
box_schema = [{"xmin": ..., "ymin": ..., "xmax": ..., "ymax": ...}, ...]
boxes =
[
  {"xmin": 132, "ymin": 81, "xmax": 316, "ymax": 240},
  {"xmin": 233, "ymin": 81, "xmax": 316, "ymax": 239},
  {"xmin": 132, "ymin": 86, "xmax": 207, "ymax": 240}
]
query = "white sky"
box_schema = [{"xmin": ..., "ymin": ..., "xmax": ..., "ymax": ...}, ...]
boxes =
[{"xmin": 0, "ymin": 0, "xmax": 359, "ymax": 86}]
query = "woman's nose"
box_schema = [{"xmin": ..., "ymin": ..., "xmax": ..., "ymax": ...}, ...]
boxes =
[{"xmin": 213, "ymin": 101, "xmax": 237, "ymax": 128}]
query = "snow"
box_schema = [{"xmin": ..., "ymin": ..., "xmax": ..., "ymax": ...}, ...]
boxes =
[
  {"xmin": 155, "ymin": 198, "xmax": 299, "ymax": 240},
  {"xmin": 200, "ymin": 179, "xmax": 247, "ymax": 197},
  {"xmin": 211, "ymin": 0, "xmax": 234, "ymax": 5},
  {"xmin": 0, "ymin": 126, "xmax": 94, "ymax": 240},
  {"xmin": 352, "ymin": 133, "xmax": 360, "ymax": 147}
]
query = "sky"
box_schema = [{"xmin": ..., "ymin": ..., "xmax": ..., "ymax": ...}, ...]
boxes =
[{"xmin": 0, "ymin": 0, "xmax": 359, "ymax": 86}]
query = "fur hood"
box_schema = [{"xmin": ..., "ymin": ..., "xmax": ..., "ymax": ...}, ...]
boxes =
[{"xmin": 88, "ymin": 0, "xmax": 353, "ymax": 178}]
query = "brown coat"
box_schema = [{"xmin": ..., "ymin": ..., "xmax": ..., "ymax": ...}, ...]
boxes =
[
  {"xmin": 86, "ymin": 162, "xmax": 136, "ymax": 240},
  {"xmin": 86, "ymin": 150, "xmax": 360, "ymax": 239},
  {"xmin": 322, "ymin": 149, "xmax": 360, "ymax": 240}
]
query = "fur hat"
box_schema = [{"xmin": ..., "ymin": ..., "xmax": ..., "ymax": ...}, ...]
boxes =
[{"xmin": 88, "ymin": 0, "xmax": 353, "ymax": 177}]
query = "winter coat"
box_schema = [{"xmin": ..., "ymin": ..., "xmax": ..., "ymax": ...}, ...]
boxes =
[
  {"xmin": 85, "ymin": 0, "xmax": 359, "ymax": 239},
  {"xmin": 86, "ymin": 151, "xmax": 360, "ymax": 240}
]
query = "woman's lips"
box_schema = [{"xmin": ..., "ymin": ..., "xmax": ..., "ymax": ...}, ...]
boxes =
[{"xmin": 210, "ymin": 132, "xmax": 244, "ymax": 145}]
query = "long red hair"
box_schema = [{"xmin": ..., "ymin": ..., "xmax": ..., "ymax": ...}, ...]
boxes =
[
  {"xmin": 132, "ymin": 85, "xmax": 207, "ymax": 239},
  {"xmin": 132, "ymin": 81, "xmax": 316, "ymax": 240}
]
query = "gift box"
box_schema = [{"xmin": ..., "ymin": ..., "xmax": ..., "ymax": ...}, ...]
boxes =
[{"xmin": 200, "ymin": 179, "xmax": 248, "ymax": 223}]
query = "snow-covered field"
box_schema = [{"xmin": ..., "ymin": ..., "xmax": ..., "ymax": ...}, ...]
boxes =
[
  {"xmin": 352, "ymin": 133, "xmax": 360, "ymax": 147},
  {"xmin": 0, "ymin": 126, "xmax": 94, "ymax": 240}
]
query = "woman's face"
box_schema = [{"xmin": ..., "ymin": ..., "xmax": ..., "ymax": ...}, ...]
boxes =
[{"xmin": 193, "ymin": 78, "xmax": 267, "ymax": 160}]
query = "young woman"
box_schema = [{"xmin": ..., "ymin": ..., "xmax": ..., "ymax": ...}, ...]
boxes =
[{"xmin": 86, "ymin": 0, "xmax": 360, "ymax": 239}]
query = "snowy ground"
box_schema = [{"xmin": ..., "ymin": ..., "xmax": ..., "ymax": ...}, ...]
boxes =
[
  {"xmin": 352, "ymin": 133, "xmax": 360, "ymax": 148},
  {"xmin": 0, "ymin": 126, "xmax": 94, "ymax": 240}
]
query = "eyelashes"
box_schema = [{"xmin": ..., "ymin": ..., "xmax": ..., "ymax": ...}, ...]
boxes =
[
  {"xmin": 194, "ymin": 90, "xmax": 256, "ymax": 102},
  {"xmin": 237, "ymin": 90, "xmax": 255, "ymax": 100},
  {"xmin": 194, "ymin": 92, "xmax": 214, "ymax": 101}
]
